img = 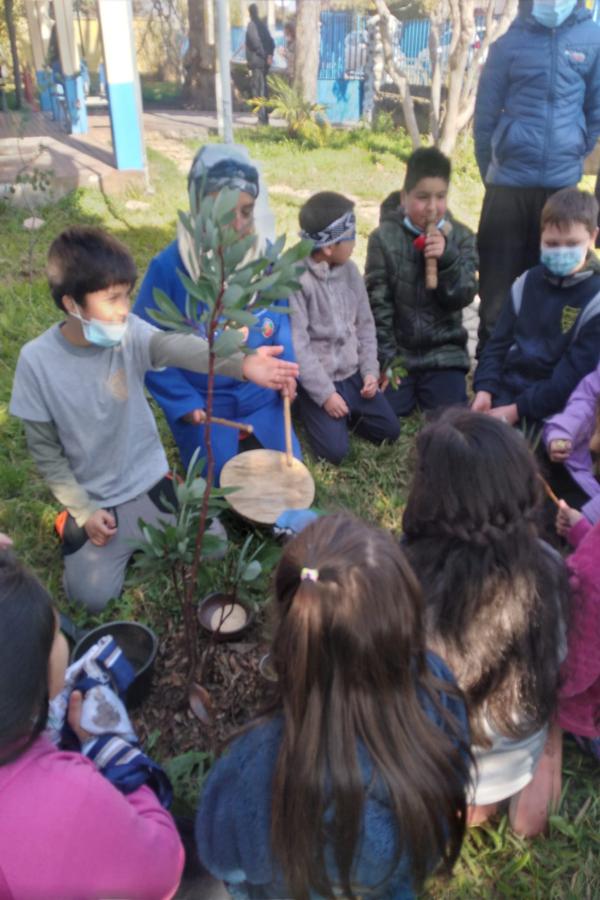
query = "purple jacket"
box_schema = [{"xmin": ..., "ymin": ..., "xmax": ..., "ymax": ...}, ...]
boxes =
[{"xmin": 544, "ymin": 364, "xmax": 600, "ymax": 525}]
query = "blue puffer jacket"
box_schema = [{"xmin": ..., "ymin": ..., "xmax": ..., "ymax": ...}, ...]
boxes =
[{"xmin": 474, "ymin": 4, "xmax": 600, "ymax": 188}]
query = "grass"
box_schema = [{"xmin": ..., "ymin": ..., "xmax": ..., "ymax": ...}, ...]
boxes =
[{"xmin": 0, "ymin": 123, "xmax": 598, "ymax": 897}]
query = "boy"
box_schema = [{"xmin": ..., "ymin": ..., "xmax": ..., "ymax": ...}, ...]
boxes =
[
  {"xmin": 9, "ymin": 227, "xmax": 298, "ymax": 612},
  {"xmin": 290, "ymin": 192, "xmax": 400, "ymax": 465},
  {"xmin": 365, "ymin": 147, "xmax": 478, "ymax": 417},
  {"xmin": 472, "ymin": 188, "xmax": 600, "ymax": 426}
]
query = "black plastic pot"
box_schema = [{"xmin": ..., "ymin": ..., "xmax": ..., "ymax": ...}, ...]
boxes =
[
  {"xmin": 71, "ymin": 621, "xmax": 158, "ymax": 708},
  {"xmin": 197, "ymin": 592, "xmax": 253, "ymax": 642}
]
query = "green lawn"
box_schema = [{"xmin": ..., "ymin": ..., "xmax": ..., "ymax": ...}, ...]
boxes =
[{"xmin": 0, "ymin": 127, "xmax": 598, "ymax": 898}]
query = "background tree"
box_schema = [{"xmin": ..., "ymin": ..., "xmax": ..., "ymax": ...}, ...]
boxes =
[
  {"xmin": 293, "ymin": 0, "xmax": 320, "ymax": 103},
  {"xmin": 183, "ymin": 0, "xmax": 215, "ymax": 107},
  {"xmin": 375, "ymin": 0, "xmax": 518, "ymax": 153},
  {"xmin": 3, "ymin": 0, "xmax": 22, "ymax": 109}
]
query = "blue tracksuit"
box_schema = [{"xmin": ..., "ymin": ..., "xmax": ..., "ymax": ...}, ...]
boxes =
[
  {"xmin": 473, "ymin": 260, "xmax": 600, "ymax": 421},
  {"xmin": 133, "ymin": 241, "xmax": 301, "ymax": 479}
]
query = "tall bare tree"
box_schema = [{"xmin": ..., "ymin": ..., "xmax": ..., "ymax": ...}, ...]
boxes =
[
  {"xmin": 183, "ymin": 0, "xmax": 215, "ymax": 107},
  {"xmin": 293, "ymin": 0, "xmax": 320, "ymax": 103},
  {"xmin": 4, "ymin": 0, "xmax": 22, "ymax": 109},
  {"xmin": 375, "ymin": 0, "xmax": 518, "ymax": 153}
]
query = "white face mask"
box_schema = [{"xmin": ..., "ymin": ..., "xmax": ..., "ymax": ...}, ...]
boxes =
[{"xmin": 70, "ymin": 308, "xmax": 129, "ymax": 348}]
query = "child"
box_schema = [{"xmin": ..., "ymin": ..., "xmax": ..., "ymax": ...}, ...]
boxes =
[
  {"xmin": 134, "ymin": 144, "xmax": 302, "ymax": 480},
  {"xmin": 365, "ymin": 147, "xmax": 478, "ymax": 417},
  {"xmin": 196, "ymin": 514, "xmax": 470, "ymax": 898},
  {"xmin": 9, "ymin": 226, "xmax": 298, "ymax": 612},
  {"xmin": 544, "ymin": 362, "xmax": 600, "ymax": 525},
  {"xmin": 553, "ymin": 514, "xmax": 600, "ymax": 761},
  {"xmin": 473, "ymin": 188, "xmax": 600, "ymax": 426},
  {"xmin": 290, "ymin": 192, "xmax": 400, "ymax": 465},
  {"xmin": 0, "ymin": 553, "xmax": 184, "ymax": 898},
  {"xmin": 404, "ymin": 409, "xmax": 569, "ymax": 836}
]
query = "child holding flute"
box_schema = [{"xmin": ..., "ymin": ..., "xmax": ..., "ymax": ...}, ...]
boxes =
[{"xmin": 365, "ymin": 147, "xmax": 478, "ymax": 417}]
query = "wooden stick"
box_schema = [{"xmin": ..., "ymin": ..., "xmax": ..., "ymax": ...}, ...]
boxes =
[
  {"xmin": 283, "ymin": 394, "xmax": 293, "ymax": 467},
  {"xmin": 210, "ymin": 417, "xmax": 253, "ymax": 433},
  {"xmin": 425, "ymin": 214, "xmax": 438, "ymax": 291},
  {"xmin": 539, "ymin": 475, "xmax": 561, "ymax": 508}
]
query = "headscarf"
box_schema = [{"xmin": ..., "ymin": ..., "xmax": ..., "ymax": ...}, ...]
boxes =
[{"xmin": 178, "ymin": 144, "xmax": 276, "ymax": 279}]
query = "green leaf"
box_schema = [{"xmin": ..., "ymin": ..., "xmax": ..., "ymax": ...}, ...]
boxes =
[
  {"xmin": 177, "ymin": 270, "xmax": 216, "ymax": 308},
  {"xmin": 214, "ymin": 329, "xmax": 245, "ymax": 358},
  {"xmin": 223, "ymin": 234, "xmax": 257, "ymax": 272},
  {"xmin": 222, "ymin": 307, "xmax": 257, "ymax": 328},
  {"xmin": 148, "ymin": 310, "xmax": 197, "ymax": 333},
  {"xmin": 212, "ymin": 187, "xmax": 239, "ymax": 224},
  {"xmin": 222, "ymin": 283, "xmax": 245, "ymax": 306},
  {"xmin": 241, "ymin": 560, "xmax": 262, "ymax": 582},
  {"xmin": 152, "ymin": 288, "xmax": 186, "ymax": 321}
]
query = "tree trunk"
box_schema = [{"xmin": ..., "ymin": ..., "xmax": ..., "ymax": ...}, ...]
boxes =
[
  {"xmin": 294, "ymin": 0, "xmax": 320, "ymax": 103},
  {"xmin": 439, "ymin": 0, "xmax": 474, "ymax": 155},
  {"xmin": 183, "ymin": 0, "xmax": 215, "ymax": 108},
  {"xmin": 4, "ymin": 0, "xmax": 22, "ymax": 110},
  {"xmin": 374, "ymin": 0, "xmax": 421, "ymax": 148},
  {"xmin": 428, "ymin": 2, "xmax": 447, "ymax": 143}
]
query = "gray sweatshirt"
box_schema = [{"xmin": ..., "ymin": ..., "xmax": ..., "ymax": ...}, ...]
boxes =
[{"xmin": 289, "ymin": 257, "xmax": 380, "ymax": 407}]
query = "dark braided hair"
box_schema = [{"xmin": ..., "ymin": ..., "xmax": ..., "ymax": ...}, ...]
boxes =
[{"xmin": 404, "ymin": 409, "xmax": 569, "ymax": 746}]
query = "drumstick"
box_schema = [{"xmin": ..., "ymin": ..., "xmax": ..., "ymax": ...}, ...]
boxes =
[
  {"xmin": 211, "ymin": 417, "xmax": 254, "ymax": 433},
  {"xmin": 539, "ymin": 475, "xmax": 560, "ymax": 507},
  {"xmin": 283, "ymin": 394, "xmax": 293, "ymax": 467},
  {"xmin": 425, "ymin": 213, "xmax": 438, "ymax": 291}
]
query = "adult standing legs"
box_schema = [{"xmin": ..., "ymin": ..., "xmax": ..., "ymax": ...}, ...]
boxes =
[{"xmin": 250, "ymin": 67, "xmax": 269, "ymax": 124}]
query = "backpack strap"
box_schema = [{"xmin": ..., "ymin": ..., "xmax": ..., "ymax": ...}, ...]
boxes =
[
  {"xmin": 510, "ymin": 271, "xmax": 528, "ymax": 317},
  {"xmin": 573, "ymin": 289, "xmax": 600, "ymax": 340}
]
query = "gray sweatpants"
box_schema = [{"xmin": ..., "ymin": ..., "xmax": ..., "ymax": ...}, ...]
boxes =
[{"xmin": 63, "ymin": 491, "xmax": 174, "ymax": 613}]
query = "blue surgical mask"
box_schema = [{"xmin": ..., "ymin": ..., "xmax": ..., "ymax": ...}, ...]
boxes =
[
  {"xmin": 540, "ymin": 243, "xmax": 587, "ymax": 277},
  {"xmin": 532, "ymin": 0, "xmax": 577, "ymax": 29},
  {"xmin": 403, "ymin": 215, "xmax": 446, "ymax": 235},
  {"xmin": 71, "ymin": 308, "xmax": 129, "ymax": 347}
]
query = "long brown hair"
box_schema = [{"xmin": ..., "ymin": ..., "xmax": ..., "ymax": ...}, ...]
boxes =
[
  {"xmin": 269, "ymin": 514, "xmax": 469, "ymax": 900},
  {"xmin": 403, "ymin": 409, "xmax": 569, "ymax": 747}
]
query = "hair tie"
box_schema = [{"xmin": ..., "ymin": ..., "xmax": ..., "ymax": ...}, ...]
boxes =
[{"xmin": 300, "ymin": 567, "xmax": 319, "ymax": 582}]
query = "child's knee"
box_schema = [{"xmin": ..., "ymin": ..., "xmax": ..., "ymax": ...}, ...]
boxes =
[{"xmin": 63, "ymin": 566, "xmax": 123, "ymax": 614}]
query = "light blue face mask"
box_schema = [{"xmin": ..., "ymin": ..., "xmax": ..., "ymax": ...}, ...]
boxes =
[
  {"xmin": 532, "ymin": 0, "xmax": 577, "ymax": 29},
  {"xmin": 403, "ymin": 215, "xmax": 446, "ymax": 235},
  {"xmin": 540, "ymin": 243, "xmax": 587, "ymax": 277},
  {"xmin": 71, "ymin": 308, "xmax": 129, "ymax": 348}
]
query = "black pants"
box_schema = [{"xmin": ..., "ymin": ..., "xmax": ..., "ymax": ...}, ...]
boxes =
[
  {"xmin": 297, "ymin": 371, "xmax": 400, "ymax": 466},
  {"xmin": 384, "ymin": 368, "xmax": 467, "ymax": 417},
  {"xmin": 477, "ymin": 185, "xmax": 565, "ymax": 354},
  {"xmin": 250, "ymin": 67, "xmax": 269, "ymax": 124}
]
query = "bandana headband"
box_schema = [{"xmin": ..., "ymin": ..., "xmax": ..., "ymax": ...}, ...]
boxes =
[{"xmin": 300, "ymin": 210, "xmax": 356, "ymax": 249}]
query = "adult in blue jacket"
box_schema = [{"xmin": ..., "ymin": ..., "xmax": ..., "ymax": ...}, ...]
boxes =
[
  {"xmin": 474, "ymin": 0, "xmax": 600, "ymax": 352},
  {"xmin": 134, "ymin": 145, "xmax": 301, "ymax": 481}
]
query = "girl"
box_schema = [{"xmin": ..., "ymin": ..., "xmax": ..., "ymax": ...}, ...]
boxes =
[
  {"xmin": 196, "ymin": 514, "xmax": 470, "ymax": 900},
  {"xmin": 133, "ymin": 143, "xmax": 301, "ymax": 480},
  {"xmin": 403, "ymin": 409, "xmax": 569, "ymax": 836},
  {"xmin": 0, "ymin": 553, "xmax": 184, "ymax": 899},
  {"xmin": 544, "ymin": 362, "xmax": 600, "ymax": 526}
]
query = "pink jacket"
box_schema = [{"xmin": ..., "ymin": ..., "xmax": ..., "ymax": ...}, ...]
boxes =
[
  {"xmin": 0, "ymin": 737, "xmax": 184, "ymax": 900},
  {"xmin": 558, "ymin": 519, "xmax": 600, "ymax": 738},
  {"xmin": 544, "ymin": 365, "xmax": 600, "ymax": 525}
]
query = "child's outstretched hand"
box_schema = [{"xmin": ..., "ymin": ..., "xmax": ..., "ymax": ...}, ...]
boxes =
[
  {"xmin": 324, "ymin": 392, "xmax": 349, "ymax": 419},
  {"xmin": 0, "ymin": 533, "xmax": 12, "ymax": 549},
  {"xmin": 361, "ymin": 374, "xmax": 378, "ymax": 399},
  {"xmin": 556, "ymin": 499, "xmax": 583, "ymax": 538},
  {"xmin": 243, "ymin": 345, "xmax": 299, "ymax": 390},
  {"xmin": 549, "ymin": 439, "xmax": 572, "ymax": 462}
]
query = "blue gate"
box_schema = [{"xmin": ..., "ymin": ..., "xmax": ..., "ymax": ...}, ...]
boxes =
[{"xmin": 317, "ymin": 10, "xmax": 366, "ymax": 124}]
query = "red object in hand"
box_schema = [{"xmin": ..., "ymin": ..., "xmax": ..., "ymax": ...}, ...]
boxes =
[{"xmin": 413, "ymin": 234, "xmax": 426, "ymax": 252}]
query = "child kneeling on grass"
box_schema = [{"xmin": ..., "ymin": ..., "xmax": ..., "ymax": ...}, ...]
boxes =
[
  {"xmin": 9, "ymin": 227, "xmax": 298, "ymax": 612},
  {"xmin": 196, "ymin": 514, "xmax": 470, "ymax": 899},
  {"xmin": 365, "ymin": 147, "xmax": 478, "ymax": 417},
  {"xmin": 289, "ymin": 192, "xmax": 400, "ymax": 465},
  {"xmin": 404, "ymin": 409, "xmax": 569, "ymax": 836},
  {"xmin": 473, "ymin": 188, "xmax": 600, "ymax": 426},
  {"xmin": 0, "ymin": 552, "xmax": 184, "ymax": 899}
]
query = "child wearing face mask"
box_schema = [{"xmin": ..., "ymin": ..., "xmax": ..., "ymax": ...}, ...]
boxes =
[
  {"xmin": 365, "ymin": 147, "xmax": 478, "ymax": 417},
  {"xmin": 473, "ymin": 188, "xmax": 600, "ymax": 427},
  {"xmin": 9, "ymin": 227, "xmax": 298, "ymax": 612}
]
